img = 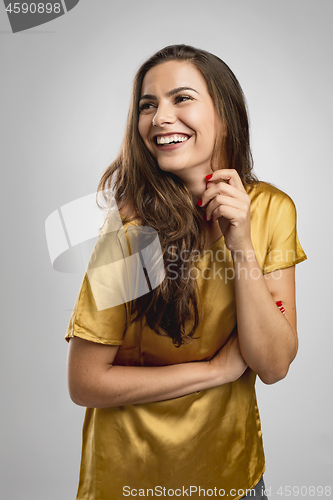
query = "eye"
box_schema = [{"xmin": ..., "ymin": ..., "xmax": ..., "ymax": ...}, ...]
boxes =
[
  {"xmin": 174, "ymin": 95, "xmax": 194, "ymax": 104},
  {"xmin": 139, "ymin": 102, "xmax": 156, "ymax": 113}
]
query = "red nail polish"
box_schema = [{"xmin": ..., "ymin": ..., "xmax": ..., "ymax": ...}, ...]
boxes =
[
  {"xmin": 197, "ymin": 199, "xmax": 202, "ymax": 206},
  {"xmin": 206, "ymin": 174, "xmax": 213, "ymax": 180},
  {"xmin": 280, "ymin": 307, "xmax": 285, "ymax": 314},
  {"xmin": 276, "ymin": 301, "xmax": 283, "ymax": 307}
]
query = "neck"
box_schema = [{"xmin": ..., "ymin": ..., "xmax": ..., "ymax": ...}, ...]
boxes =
[{"xmin": 177, "ymin": 166, "xmax": 212, "ymax": 200}]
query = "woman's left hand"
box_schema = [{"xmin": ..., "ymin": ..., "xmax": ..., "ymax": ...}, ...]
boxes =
[{"xmin": 201, "ymin": 169, "xmax": 252, "ymax": 253}]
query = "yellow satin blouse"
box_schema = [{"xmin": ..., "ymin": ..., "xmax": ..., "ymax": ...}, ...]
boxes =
[{"xmin": 65, "ymin": 181, "xmax": 307, "ymax": 500}]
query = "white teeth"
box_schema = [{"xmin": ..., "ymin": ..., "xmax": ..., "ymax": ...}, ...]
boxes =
[{"xmin": 156, "ymin": 135, "xmax": 189, "ymax": 145}]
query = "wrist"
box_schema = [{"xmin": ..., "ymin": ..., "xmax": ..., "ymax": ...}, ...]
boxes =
[
  {"xmin": 231, "ymin": 242, "xmax": 256, "ymax": 264},
  {"xmin": 206, "ymin": 359, "xmax": 229, "ymax": 387}
]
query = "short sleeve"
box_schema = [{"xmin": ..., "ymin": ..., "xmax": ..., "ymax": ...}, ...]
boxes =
[
  {"xmin": 65, "ymin": 272, "xmax": 127, "ymax": 345},
  {"xmin": 65, "ymin": 210, "xmax": 164, "ymax": 345},
  {"xmin": 263, "ymin": 191, "xmax": 307, "ymax": 274},
  {"xmin": 64, "ymin": 213, "xmax": 131, "ymax": 345}
]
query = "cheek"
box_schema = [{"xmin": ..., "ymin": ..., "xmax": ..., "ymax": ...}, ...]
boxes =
[
  {"xmin": 138, "ymin": 119, "xmax": 155, "ymax": 155},
  {"xmin": 138, "ymin": 118, "xmax": 145, "ymax": 141},
  {"xmin": 179, "ymin": 108, "xmax": 198, "ymax": 130},
  {"xmin": 201, "ymin": 114, "xmax": 217, "ymax": 151},
  {"xmin": 180, "ymin": 107, "xmax": 216, "ymax": 139},
  {"xmin": 201, "ymin": 108, "xmax": 216, "ymax": 132}
]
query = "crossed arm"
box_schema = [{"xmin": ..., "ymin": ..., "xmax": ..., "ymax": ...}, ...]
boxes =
[
  {"xmin": 67, "ymin": 264, "xmax": 297, "ymax": 408},
  {"xmin": 67, "ymin": 169, "xmax": 299, "ymax": 408}
]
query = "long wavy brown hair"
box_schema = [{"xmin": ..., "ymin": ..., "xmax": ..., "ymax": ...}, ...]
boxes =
[{"xmin": 97, "ymin": 44, "xmax": 258, "ymax": 347}]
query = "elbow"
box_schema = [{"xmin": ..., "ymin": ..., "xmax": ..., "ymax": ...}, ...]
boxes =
[
  {"xmin": 260, "ymin": 369, "xmax": 288, "ymax": 385},
  {"xmin": 259, "ymin": 337, "xmax": 298, "ymax": 385},
  {"xmin": 67, "ymin": 368, "xmax": 118, "ymax": 408},
  {"xmin": 67, "ymin": 370, "xmax": 96, "ymax": 407},
  {"xmin": 258, "ymin": 364, "xmax": 290, "ymax": 385},
  {"xmin": 68, "ymin": 382, "xmax": 90, "ymax": 407}
]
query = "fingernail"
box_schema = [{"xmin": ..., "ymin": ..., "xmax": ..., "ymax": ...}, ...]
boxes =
[
  {"xmin": 206, "ymin": 174, "xmax": 213, "ymax": 180},
  {"xmin": 197, "ymin": 199, "xmax": 202, "ymax": 206},
  {"xmin": 276, "ymin": 301, "xmax": 283, "ymax": 307}
]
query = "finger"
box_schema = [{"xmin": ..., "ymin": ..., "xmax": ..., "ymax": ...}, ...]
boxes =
[
  {"xmin": 206, "ymin": 169, "xmax": 246, "ymax": 192},
  {"xmin": 229, "ymin": 326, "xmax": 238, "ymax": 339},
  {"xmin": 205, "ymin": 195, "xmax": 247, "ymax": 221},
  {"xmin": 204, "ymin": 182, "xmax": 249, "ymax": 205},
  {"xmin": 218, "ymin": 216, "xmax": 229, "ymax": 236},
  {"xmin": 231, "ymin": 324, "xmax": 238, "ymax": 335},
  {"xmin": 210, "ymin": 204, "xmax": 246, "ymax": 224}
]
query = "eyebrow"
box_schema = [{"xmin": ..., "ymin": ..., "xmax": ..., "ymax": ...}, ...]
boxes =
[{"xmin": 139, "ymin": 86, "xmax": 199, "ymax": 102}]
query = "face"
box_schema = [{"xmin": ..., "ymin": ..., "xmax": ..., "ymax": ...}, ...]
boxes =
[{"xmin": 138, "ymin": 61, "xmax": 219, "ymax": 182}]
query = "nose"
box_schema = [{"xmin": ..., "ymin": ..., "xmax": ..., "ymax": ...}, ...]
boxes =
[{"xmin": 152, "ymin": 101, "xmax": 176, "ymax": 127}]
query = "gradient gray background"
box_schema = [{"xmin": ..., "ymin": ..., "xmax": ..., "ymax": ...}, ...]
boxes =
[{"xmin": 0, "ymin": 1, "xmax": 331, "ymax": 499}]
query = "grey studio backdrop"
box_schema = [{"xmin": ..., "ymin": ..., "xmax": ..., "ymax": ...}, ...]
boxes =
[{"xmin": 0, "ymin": 1, "xmax": 331, "ymax": 499}]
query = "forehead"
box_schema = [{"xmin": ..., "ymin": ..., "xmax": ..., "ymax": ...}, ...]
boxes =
[{"xmin": 141, "ymin": 60, "xmax": 209, "ymax": 94}]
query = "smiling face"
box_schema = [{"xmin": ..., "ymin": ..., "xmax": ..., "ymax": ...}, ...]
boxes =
[{"xmin": 138, "ymin": 61, "xmax": 219, "ymax": 184}]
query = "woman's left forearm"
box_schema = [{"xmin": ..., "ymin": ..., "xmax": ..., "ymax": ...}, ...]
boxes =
[
  {"xmin": 231, "ymin": 245, "xmax": 298, "ymax": 384},
  {"xmin": 201, "ymin": 169, "xmax": 298, "ymax": 384}
]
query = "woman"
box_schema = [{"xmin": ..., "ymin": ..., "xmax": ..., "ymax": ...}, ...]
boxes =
[{"xmin": 65, "ymin": 45, "xmax": 307, "ymax": 500}]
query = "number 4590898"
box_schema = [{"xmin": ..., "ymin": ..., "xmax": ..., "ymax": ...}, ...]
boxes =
[
  {"xmin": 6, "ymin": 3, "xmax": 61, "ymax": 14},
  {"xmin": 277, "ymin": 486, "xmax": 331, "ymax": 497}
]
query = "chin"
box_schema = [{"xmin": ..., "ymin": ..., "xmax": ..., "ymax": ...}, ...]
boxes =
[{"xmin": 156, "ymin": 162, "xmax": 184, "ymax": 174}]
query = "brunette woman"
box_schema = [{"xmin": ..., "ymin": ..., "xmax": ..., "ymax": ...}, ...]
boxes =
[{"xmin": 66, "ymin": 44, "xmax": 306, "ymax": 500}]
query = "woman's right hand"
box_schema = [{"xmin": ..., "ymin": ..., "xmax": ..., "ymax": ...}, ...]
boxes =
[
  {"xmin": 68, "ymin": 327, "xmax": 248, "ymax": 408},
  {"xmin": 209, "ymin": 327, "xmax": 248, "ymax": 384}
]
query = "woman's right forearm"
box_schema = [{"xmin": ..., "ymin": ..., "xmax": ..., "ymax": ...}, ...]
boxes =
[{"xmin": 73, "ymin": 360, "xmax": 226, "ymax": 408}]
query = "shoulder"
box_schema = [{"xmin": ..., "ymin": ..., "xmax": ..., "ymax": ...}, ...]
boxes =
[
  {"xmin": 246, "ymin": 180, "xmax": 292, "ymax": 200},
  {"xmin": 118, "ymin": 204, "xmax": 143, "ymax": 227},
  {"xmin": 246, "ymin": 181, "xmax": 296, "ymax": 215},
  {"xmin": 99, "ymin": 205, "xmax": 142, "ymax": 235}
]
